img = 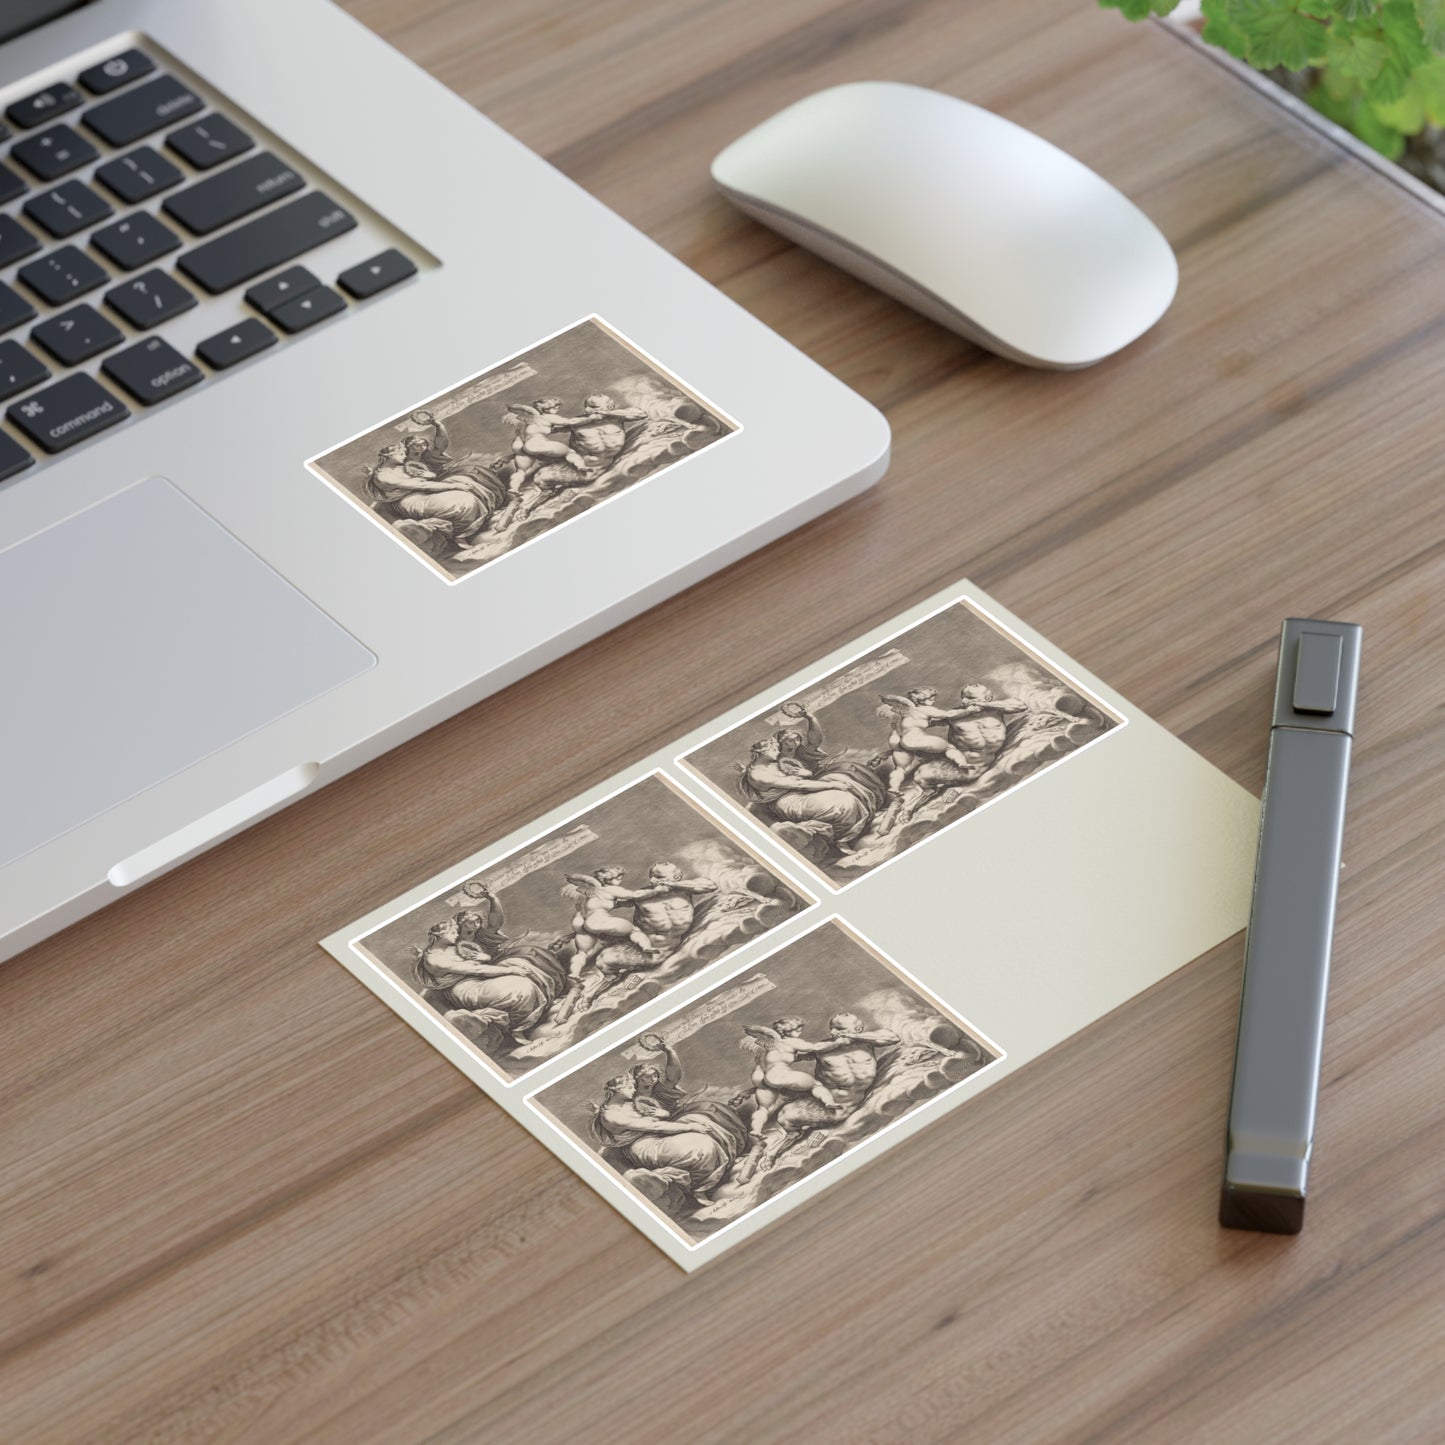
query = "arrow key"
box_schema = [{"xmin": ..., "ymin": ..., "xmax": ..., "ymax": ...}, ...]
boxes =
[
  {"xmin": 270, "ymin": 284, "xmax": 345, "ymax": 334},
  {"xmin": 197, "ymin": 318, "xmax": 275, "ymax": 370},
  {"xmin": 337, "ymin": 248, "xmax": 416, "ymax": 300},
  {"xmin": 244, "ymin": 265, "xmax": 320, "ymax": 316}
]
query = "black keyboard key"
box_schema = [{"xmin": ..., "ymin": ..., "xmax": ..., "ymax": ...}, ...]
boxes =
[
  {"xmin": 8, "ymin": 372, "xmax": 127, "ymax": 452},
  {"xmin": 178, "ymin": 192, "xmax": 356, "ymax": 294},
  {"xmin": 79, "ymin": 49, "xmax": 156, "ymax": 96},
  {"xmin": 337, "ymin": 248, "xmax": 417, "ymax": 300},
  {"xmin": 104, "ymin": 268, "xmax": 196, "ymax": 329},
  {"xmin": 23, "ymin": 179, "xmax": 113, "ymax": 239},
  {"xmin": 11, "ymin": 124, "xmax": 98, "ymax": 181},
  {"xmin": 167, "ymin": 114, "xmax": 252, "ymax": 170},
  {"xmin": 0, "ymin": 161, "xmax": 28, "ymax": 205},
  {"xmin": 163, "ymin": 152, "xmax": 303, "ymax": 236},
  {"xmin": 18, "ymin": 245, "xmax": 108, "ymax": 306},
  {"xmin": 197, "ymin": 318, "xmax": 276, "ymax": 370},
  {"xmin": 104, "ymin": 335, "xmax": 202, "ymax": 410},
  {"xmin": 0, "ymin": 340, "xmax": 49, "ymax": 401},
  {"xmin": 0, "ymin": 215, "xmax": 42, "ymax": 268},
  {"xmin": 245, "ymin": 265, "xmax": 319, "ymax": 315},
  {"xmin": 271, "ymin": 285, "xmax": 345, "ymax": 333},
  {"xmin": 32, "ymin": 303, "xmax": 123, "ymax": 366},
  {"xmin": 103, "ymin": 336, "xmax": 203, "ymax": 407},
  {"xmin": 83, "ymin": 74, "xmax": 201, "ymax": 147},
  {"xmin": 91, "ymin": 212, "xmax": 181, "ymax": 271},
  {"xmin": 95, "ymin": 146, "xmax": 183, "ymax": 204},
  {"xmin": 0, "ymin": 283, "xmax": 36, "ymax": 335},
  {"xmin": 0, "ymin": 429, "xmax": 34, "ymax": 482},
  {"xmin": 7, "ymin": 83, "xmax": 82, "ymax": 131}
]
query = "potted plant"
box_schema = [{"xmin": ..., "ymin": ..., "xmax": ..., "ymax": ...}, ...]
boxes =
[{"xmin": 1101, "ymin": 0, "xmax": 1445, "ymax": 196}]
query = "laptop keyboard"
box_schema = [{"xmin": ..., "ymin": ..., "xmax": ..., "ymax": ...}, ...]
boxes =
[{"xmin": 0, "ymin": 44, "xmax": 420, "ymax": 482}]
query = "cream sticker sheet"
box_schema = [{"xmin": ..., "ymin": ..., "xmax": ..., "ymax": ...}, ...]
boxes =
[{"xmin": 323, "ymin": 581, "xmax": 1259, "ymax": 1270}]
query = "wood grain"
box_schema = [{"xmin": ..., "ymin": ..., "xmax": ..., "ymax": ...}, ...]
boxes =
[{"xmin": 2, "ymin": 3, "xmax": 1443, "ymax": 1440}]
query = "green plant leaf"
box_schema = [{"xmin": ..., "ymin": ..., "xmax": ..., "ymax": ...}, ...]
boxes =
[
  {"xmin": 1308, "ymin": 77, "xmax": 1409, "ymax": 151},
  {"xmin": 1325, "ymin": 25, "xmax": 1391, "ymax": 77},
  {"xmin": 1338, "ymin": 0, "xmax": 1381, "ymax": 17},
  {"xmin": 1410, "ymin": 53, "xmax": 1445, "ymax": 117},
  {"xmin": 1309, "ymin": 76, "xmax": 1360, "ymax": 122},
  {"xmin": 1416, "ymin": 0, "xmax": 1445, "ymax": 48},
  {"xmin": 1320, "ymin": 57, "xmax": 1367, "ymax": 95},
  {"xmin": 1354, "ymin": 98, "xmax": 1412, "ymax": 149},
  {"xmin": 1223, "ymin": 0, "xmax": 1328, "ymax": 69},
  {"xmin": 1201, "ymin": 0, "xmax": 1253, "ymax": 55},
  {"xmin": 1097, "ymin": 0, "xmax": 1181, "ymax": 17},
  {"xmin": 1365, "ymin": 59, "xmax": 1408, "ymax": 100},
  {"xmin": 1365, "ymin": 48, "xmax": 1414, "ymax": 99},
  {"xmin": 1371, "ymin": 73, "xmax": 1428, "ymax": 124},
  {"xmin": 1380, "ymin": 0, "xmax": 1432, "ymax": 63}
]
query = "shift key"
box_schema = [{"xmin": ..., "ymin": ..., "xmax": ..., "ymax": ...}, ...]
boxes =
[
  {"xmin": 163, "ymin": 151, "xmax": 303, "ymax": 236},
  {"xmin": 178, "ymin": 192, "xmax": 356, "ymax": 294}
]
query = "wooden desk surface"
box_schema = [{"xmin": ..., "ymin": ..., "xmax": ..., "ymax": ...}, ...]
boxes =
[{"xmin": 3, "ymin": 3, "xmax": 1442, "ymax": 1440}]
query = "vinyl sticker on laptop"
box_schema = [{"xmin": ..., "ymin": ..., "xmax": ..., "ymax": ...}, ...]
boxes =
[
  {"xmin": 677, "ymin": 594, "xmax": 1123, "ymax": 889},
  {"xmin": 306, "ymin": 316, "xmax": 738, "ymax": 582},
  {"xmin": 349, "ymin": 772, "xmax": 814, "ymax": 1083},
  {"xmin": 526, "ymin": 917, "xmax": 1002, "ymax": 1248}
]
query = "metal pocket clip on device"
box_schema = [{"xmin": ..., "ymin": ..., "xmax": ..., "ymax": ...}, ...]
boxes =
[{"xmin": 1221, "ymin": 618, "xmax": 1362, "ymax": 1235}]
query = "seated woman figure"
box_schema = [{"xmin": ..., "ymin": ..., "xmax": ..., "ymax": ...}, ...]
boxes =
[
  {"xmin": 737, "ymin": 736, "xmax": 884, "ymax": 855},
  {"xmin": 364, "ymin": 442, "xmax": 502, "ymax": 551}
]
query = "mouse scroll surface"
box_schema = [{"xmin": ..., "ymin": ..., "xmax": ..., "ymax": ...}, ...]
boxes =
[
  {"xmin": 0, "ymin": 478, "xmax": 374, "ymax": 869},
  {"xmin": 712, "ymin": 82, "xmax": 1177, "ymax": 367}
]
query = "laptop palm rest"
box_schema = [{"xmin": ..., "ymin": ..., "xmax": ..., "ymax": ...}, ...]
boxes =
[{"xmin": 0, "ymin": 477, "xmax": 374, "ymax": 870}]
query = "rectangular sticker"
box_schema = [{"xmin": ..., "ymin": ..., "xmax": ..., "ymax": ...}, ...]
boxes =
[
  {"xmin": 527, "ymin": 917, "xmax": 1002, "ymax": 1248},
  {"xmin": 349, "ymin": 772, "xmax": 813, "ymax": 1082},
  {"xmin": 678, "ymin": 596, "xmax": 1122, "ymax": 888},
  {"xmin": 307, "ymin": 315, "xmax": 738, "ymax": 581}
]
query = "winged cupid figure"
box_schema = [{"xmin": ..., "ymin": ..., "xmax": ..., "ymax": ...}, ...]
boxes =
[
  {"xmin": 739, "ymin": 1018, "xmax": 838, "ymax": 1141},
  {"xmin": 507, "ymin": 398, "xmax": 596, "ymax": 471},
  {"xmin": 873, "ymin": 688, "xmax": 981, "ymax": 832},
  {"xmin": 548, "ymin": 867, "xmax": 670, "ymax": 1025},
  {"xmin": 561, "ymin": 867, "xmax": 666, "ymax": 973},
  {"xmin": 484, "ymin": 397, "xmax": 600, "ymax": 530}
]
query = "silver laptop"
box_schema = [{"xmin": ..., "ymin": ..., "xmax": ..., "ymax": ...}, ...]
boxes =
[{"xmin": 0, "ymin": 0, "xmax": 889, "ymax": 962}]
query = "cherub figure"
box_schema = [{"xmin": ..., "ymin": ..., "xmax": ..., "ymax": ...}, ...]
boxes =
[
  {"xmin": 489, "ymin": 397, "xmax": 604, "ymax": 530},
  {"xmin": 740, "ymin": 1016, "xmax": 838, "ymax": 1140},
  {"xmin": 561, "ymin": 865, "xmax": 665, "ymax": 979},
  {"xmin": 505, "ymin": 397, "xmax": 595, "ymax": 477},
  {"xmin": 875, "ymin": 687, "xmax": 979, "ymax": 828}
]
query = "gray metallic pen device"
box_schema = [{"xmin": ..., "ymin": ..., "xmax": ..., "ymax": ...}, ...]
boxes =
[{"xmin": 1220, "ymin": 617, "xmax": 1361, "ymax": 1234}]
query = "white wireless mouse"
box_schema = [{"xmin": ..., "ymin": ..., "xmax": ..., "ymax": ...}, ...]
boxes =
[{"xmin": 711, "ymin": 81, "xmax": 1178, "ymax": 369}]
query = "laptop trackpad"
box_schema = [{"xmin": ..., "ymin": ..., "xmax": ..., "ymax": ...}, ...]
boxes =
[{"xmin": 0, "ymin": 478, "xmax": 374, "ymax": 868}]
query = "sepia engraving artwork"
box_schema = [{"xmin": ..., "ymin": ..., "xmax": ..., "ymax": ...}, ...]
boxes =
[
  {"xmin": 351, "ymin": 774, "xmax": 811, "ymax": 1081},
  {"xmin": 307, "ymin": 316, "xmax": 737, "ymax": 581},
  {"xmin": 529, "ymin": 919, "xmax": 1002, "ymax": 1245},
  {"xmin": 679, "ymin": 597, "xmax": 1123, "ymax": 887}
]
